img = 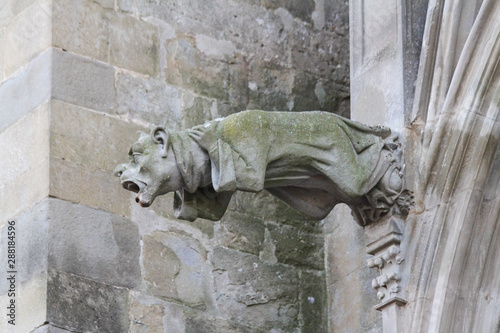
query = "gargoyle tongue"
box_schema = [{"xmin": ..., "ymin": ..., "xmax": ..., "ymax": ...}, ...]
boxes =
[{"xmin": 136, "ymin": 192, "xmax": 154, "ymax": 207}]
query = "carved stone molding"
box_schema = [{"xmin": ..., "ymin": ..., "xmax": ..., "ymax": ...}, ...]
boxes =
[{"xmin": 365, "ymin": 216, "xmax": 407, "ymax": 330}]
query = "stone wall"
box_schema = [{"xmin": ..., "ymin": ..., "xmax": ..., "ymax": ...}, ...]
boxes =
[{"xmin": 0, "ymin": 0, "xmax": 351, "ymax": 332}]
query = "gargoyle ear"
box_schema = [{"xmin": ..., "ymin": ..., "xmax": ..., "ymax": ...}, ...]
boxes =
[{"xmin": 151, "ymin": 126, "xmax": 169, "ymax": 158}]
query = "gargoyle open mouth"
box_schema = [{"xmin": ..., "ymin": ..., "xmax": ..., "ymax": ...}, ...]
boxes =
[
  {"xmin": 122, "ymin": 180, "xmax": 141, "ymax": 193},
  {"xmin": 120, "ymin": 179, "xmax": 154, "ymax": 207}
]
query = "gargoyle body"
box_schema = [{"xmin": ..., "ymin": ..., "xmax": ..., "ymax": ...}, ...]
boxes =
[{"xmin": 115, "ymin": 110, "xmax": 407, "ymax": 225}]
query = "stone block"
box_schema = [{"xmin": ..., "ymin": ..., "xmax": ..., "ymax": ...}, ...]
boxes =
[
  {"xmin": 53, "ymin": 0, "xmax": 159, "ymax": 75},
  {"xmin": 165, "ymin": 37, "xmax": 230, "ymax": 102},
  {"xmin": 0, "ymin": 103, "xmax": 50, "ymax": 223},
  {"xmin": 0, "ymin": 200, "xmax": 50, "ymax": 297},
  {"xmin": 268, "ymin": 223, "xmax": 324, "ymax": 270},
  {"xmin": 0, "ymin": 159, "xmax": 49, "ymax": 226},
  {"xmin": 129, "ymin": 291, "xmax": 187, "ymax": 333},
  {"xmin": 48, "ymin": 199, "xmax": 141, "ymax": 288},
  {"xmin": 211, "ymin": 247, "xmax": 300, "ymax": 330},
  {"xmin": 47, "ymin": 270, "xmax": 130, "ymax": 333},
  {"xmin": 216, "ymin": 210, "xmax": 265, "ymax": 256},
  {"xmin": 0, "ymin": 0, "xmax": 37, "ymax": 27},
  {"xmin": 292, "ymin": 72, "xmax": 350, "ymax": 116},
  {"xmin": 324, "ymin": 0, "xmax": 349, "ymax": 35},
  {"xmin": 181, "ymin": 90, "xmax": 217, "ymax": 128},
  {"xmin": 0, "ymin": 102, "xmax": 49, "ymax": 187},
  {"xmin": 133, "ymin": 192, "xmax": 215, "ymax": 238},
  {"xmin": 184, "ymin": 313, "xmax": 258, "ymax": 333},
  {"xmin": 327, "ymin": 267, "xmax": 382, "ymax": 333},
  {"xmin": 261, "ymin": 0, "xmax": 315, "ymax": 23},
  {"xmin": 52, "ymin": 0, "xmax": 109, "ymax": 63},
  {"xmin": 230, "ymin": 191, "xmax": 321, "ymax": 231},
  {"xmin": 50, "ymin": 100, "xmax": 145, "ymax": 172},
  {"xmin": 115, "ymin": 71, "xmax": 183, "ymax": 127},
  {"xmin": 289, "ymin": 29, "xmax": 349, "ymax": 80},
  {"xmin": 3, "ymin": 0, "xmax": 51, "ymax": 78},
  {"xmin": 0, "ymin": 272, "xmax": 47, "ymax": 333},
  {"xmin": 135, "ymin": 0, "xmax": 225, "ymax": 36},
  {"xmin": 52, "ymin": 49, "xmax": 115, "ymax": 113},
  {"xmin": 324, "ymin": 204, "xmax": 368, "ymax": 285},
  {"xmin": 142, "ymin": 231, "xmax": 208, "ymax": 307},
  {"xmin": 108, "ymin": 12, "xmax": 159, "ymax": 76},
  {"xmin": 49, "ymin": 157, "xmax": 132, "ymax": 217},
  {"xmin": 246, "ymin": 60, "xmax": 293, "ymax": 111},
  {"xmin": 300, "ymin": 271, "xmax": 327, "ymax": 332},
  {"xmin": 0, "ymin": 49, "xmax": 51, "ymax": 132}
]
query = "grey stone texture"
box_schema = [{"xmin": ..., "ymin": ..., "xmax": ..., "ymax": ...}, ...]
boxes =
[
  {"xmin": 0, "ymin": 49, "xmax": 51, "ymax": 132},
  {"xmin": 52, "ymin": 49, "xmax": 116, "ymax": 113},
  {"xmin": 48, "ymin": 199, "xmax": 141, "ymax": 288},
  {"xmin": 47, "ymin": 269, "xmax": 130, "ymax": 333}
]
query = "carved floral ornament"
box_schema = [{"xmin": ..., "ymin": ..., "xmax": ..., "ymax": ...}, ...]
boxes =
[{"xmin": 114, "ymin": 110, "xmax": 412, "ymax": 226}]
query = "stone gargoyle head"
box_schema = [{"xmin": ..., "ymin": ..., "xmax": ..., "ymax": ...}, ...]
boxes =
[{"xmin": 114, "ymin": 127, "xmax": 186, "ymax": 208}]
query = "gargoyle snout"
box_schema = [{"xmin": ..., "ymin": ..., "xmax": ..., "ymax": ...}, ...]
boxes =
[{"xmin": 114, "ymin": 163, "xmax": 127, "ymax": 177}]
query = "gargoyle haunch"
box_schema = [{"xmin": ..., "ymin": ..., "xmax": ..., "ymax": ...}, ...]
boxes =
[{"xmin": 114, "ymin": 110, "xmax": 410, "ymax": 225}]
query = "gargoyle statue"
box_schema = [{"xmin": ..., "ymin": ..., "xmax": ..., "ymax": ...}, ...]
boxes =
[{"xmin": 114, "ymin": 110, "xmax": 411, "ymax": 226}]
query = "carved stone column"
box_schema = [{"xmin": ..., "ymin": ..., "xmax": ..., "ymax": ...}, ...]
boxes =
[
  {"xmin": 365, "ymin": 216, "xmax": 407, "ymax": 332},
  {"xmin": 349, "ymin": 1, "xmax": 427, "ymax": 331}
]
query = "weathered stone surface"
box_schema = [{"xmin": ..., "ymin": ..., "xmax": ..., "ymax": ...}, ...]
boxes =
[
  {"xmin": 0, "ymin": 200, "xmax": 49, "ymax": 297},
  {"xmin": 181, "ymin": 90, "xmax": 218, "ymax": 128},
  {"xmin": 0, "ymin": 0, "xmax": 37, "ymax": 27},
  {"xmin": 53, "ymin": 0, "xmax": 159, "ymax": 75},
  {"xmin": 229, "ymin": 191, "xmax": 322, "ymax": 231},
  {"xmin": 50, "ymin": 100, "xmax": 145, "ymax": 172},
  {"xmin": 246, "ymin": 60, "xmax": 293, "ymax": 111},
  {"xmin": 53, "ymin": 0, "xmax": 109, "ymax": 62},
  {"xmin": 48, "ymin": 199, "xmax": 141, "ymax": 288},
  {"xmin": 142, "ymin": 231, "xmax": 208, "ymax": 307},
  {"xmin": 118, "ymin": 0, "xmax": 134, "ymax": 13},
  {"xmin": 327, "ymin": 267, "xmax": 381, "ymax": 333},
  {"xmin": 268, "ymin": 223, "xmax": 324, "ymax": 270},
  {"xmin": 108, "ymin": 12, "xmax": 159, "ymax": 76},
  {"xmin": 211, "ymin": 247, "xmax": 300, "ymax": 331},
  {"xmin": 128, "ymin": 292, "xmax": 188, "ymax": 333},
  {"xmin": 115, "ymin": 71, "xmax": 183, "ymax": 127},
  {"xmin": 165, "ymin": 37, "xmax": 232, "ymax": 102},
  {"xmin": 0, "ymin": 28, "xmax": 5, "ymax": 82},
  {"xmin": 184, "ymin": 313, "xmax": 259, "ymax": 333},
  {"xmin": 129, "ymin": 292, "xmax": 169, "ymax": 333},
  {"xmin": 0, "ymin": 102, "xmax": 49, "ymax": 187},
  {"xmin": 49, "ymin": 157, "xmax": 132, "ymax": 217},
  {"xmin": 292, "ymin": 72, "xmax": 350, "ymax": 116},
  {"xmin": 47, "ymin": 270, "xmax": 130, "ymax": 333},
  {"xmin": 217, "ymin": 210, "xmax": 265, "ymax": 256},
  {"xmin": 0, "ymin": 103, "xmax": 49, "ymax": 223},
  {"xmin": 324, "ymin": 0, "xmax": 349, "ymax": 35},
  {"xmin": 52, "ymin": 49, "xmax": 115, "ymax": 112},
  {"xmin": 0, "ymin": 49, "xmax": 51, "ymax": 132},
  {"xmin": 261, "ymin": 0, "xmax": 314, "ymax": 23},
  {"xmin": 299, "ymin": 271, "xmax": 327, "ymax": 332},
  {"xmin": 3, "ymin": 0, "xmax": 51, "ymax": 78},
  {"xmin": 31, "ymin": 324, "xmax": 75, "ymax": 333},
  {"xmin": 325, "ymin": 204, "xmax": 368, "ymax": 285},
  {"xmin": 132, "ymin": 192, "xmax": 215, "ymax": 238}
]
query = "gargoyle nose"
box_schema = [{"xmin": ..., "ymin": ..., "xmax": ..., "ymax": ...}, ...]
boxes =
[{"xmin": 114, "ymin": 164, "xmax": 127, "ymax": 177}]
